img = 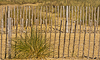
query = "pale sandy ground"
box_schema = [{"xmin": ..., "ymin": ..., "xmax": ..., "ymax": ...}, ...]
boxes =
[{"xmin": 0, "ymin": 24, "xmax": 100, "ymax": 60}]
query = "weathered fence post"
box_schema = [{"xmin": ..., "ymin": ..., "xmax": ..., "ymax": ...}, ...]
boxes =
[
  {"xmin": 97, "ymin": 7, "xmax": 99, "ymax": 31},
  {"xmin": 77, "ymin": 6, "xmax": 79, "ymax": 33},
  {"xmin": 92, "ymin": 7, "xmax": 96, "ymax": 59},
  {"xmin": 72, "ymin": 21, "xmax": 77, "ymax": 57},
  {"xmin": 25, "ymin": 6, "xmax": 28, "ymax": 42},
  {"xmin": 29, "ymin": 6, "xmax": 30, "ymax": 27},
  {"xmin": 83, "ymin": 7, "xmax": 84, "ymax": 32},
  {"xmin": 16, "ymin": 6, "xmax": 18, "ymax": 38},
  {"xmin": 87, "ymin": 6, "xmax": 91, "ymax": 59},
  {"xmin": 77, "ymin": 7, "xmax": 82, "ymax": 57},
  {"xmin": 63, "ymin": 20, "xmax": 67, "ymax": 57},
  {"xmin": 98, "ymin": 20, "xmax": 100, "ymax": 60},
  {"xmin": 5, "ymin": 7, "xmax": 8, "ymax": 59},
  {"xmin": 53, "ymin": 6, "xmax": 56, "ymax": 58},
  {"xmin": 85, "ymin": 7, "xmax": 87, "ymax": 33},
  {"xmin": 14, "ymin": 6, "xmax": 15, "ymax": 33},
  {"xmin": 66, "ymin": 6, "xmax": 68, "ymax": 33},
  {"xmin": 8, "ymin": 6, "xmax": 11, "ymax": 59},
  {"xmin": 71, "ymin": 6, "xmax": 73, "ymax": 33},
  {"xmin": 1, "ymin": 7, "xmax": 3, "ymax": 59},
  {"xmin": 58, "ymin": 20, "xmax": 62, "ymax": 58},
  {"xmin": 23, "ymin": 6, "xmax": 25, "ymax": 28},
  {"xmin": 20, "ymin": 6, "xmax": 22, "ymax": 37},
  {"xmin": 43, "ymin": 6, "xmax": 45, "ymax": 32},
  {"xmin": 57, "ymin": 6, "xmax": 59, "ymax": 33},
  {"xmin": 63, "ymin": 6, "xmax": 68, "ymax": 57},
  {"xmin": 49, "ymin": 6, "xmax": 50, "ymax": 32},
  {"xmin": 45, "ymin": 6, "xmax": 47, "ymax": 43},
  {"xmin": 68, "ymin": 16, "xmax": 72, "ymax": 57},
  {"xmin": 63, "ymin": 6, "xmax": 65, "ymax": 32},
  {"xmin": 31, "ymin": 6, "xmax": 33, "ymax": 37},
  {"xmin": 69, "ymin": 6, "xmax": 70, "ymax": 32},
  {"xmin": 40, "ymin": 6, "xmax": 42, "ymax": 39}
]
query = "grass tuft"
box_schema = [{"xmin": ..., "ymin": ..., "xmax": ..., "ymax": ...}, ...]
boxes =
[{"xmin": 11, "ymin": 29, "xmax": 52, "ymax": 59}]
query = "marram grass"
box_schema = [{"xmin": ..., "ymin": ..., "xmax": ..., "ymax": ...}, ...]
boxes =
[{"xmin": 11, "ymin": 29, "xmax": 52, "ymax": 59}]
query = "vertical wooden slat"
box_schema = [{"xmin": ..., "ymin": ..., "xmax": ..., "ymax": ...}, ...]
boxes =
[
  {"xmin": 57, "ymin": 6, "xmax": 59, "ymax": 33},
  {"xmin": 58, "ymin": 20, "xmax": 62, "ymax": 58},
  {"xmin": 1, "ymin": 7, "xmax": 3, "ymax": 59},
  {"xmin": 69, "ymin": 6, "xmax": 70, "ymax": 32},
  {"xmin": 40, "ymin": 6, "xmax": 42, "ymax": 39},
  {"xmin": 31, "ymin": 6, "xmax": 33, "ymax": 26},
  {"xmin": 43, "ymin": 6, "xmax": 45, "ymax": 32},
  {"xmin": 29, "ymin": 6, "xmax": 30, "ymax": 27},
  {"xmin": 88, "ymin": 6, "xmax": 91, "ymax": 59},
  {"xmin": 71, "ymin": 6, "xmax": 73, "ymax": 32},
  {"xmin": 49, "ymin": 6, "xmax": 52, "ymax": 56},
  {"xmin": 85, "ymin": 7, "xmax": 87, "ymax": 33},
  {"xmin": 38, "ymin": 6, "xmax": 39, "ymax": 25},
  {"xmin": 51, "ymin": 6, "xmax": 53, "ymax": 32},
  {"xmin": 45, "ymin": 6, "xmax": 47, "ymax": 43},
  {"xmin": 66, "ymin": 6, "xmax": 68, "ymax": 33},
  {"xmin": 5, "ymin": 7, "xmax": 7, "ymax": 59},
  {"xmin": 60, "ymin": 6, "xmax": 62, "ymax": 28},
  {"xmin": 92, "ymin": 7, "xmax": 93, "ymax": 29},
  {"xmin": 63, "ymin": 6, "xmax": 68, "ymax": 57},
  {"xmin": 63, "ymin": 6, "xmax": 65, "ymax": 32},
  {"xmin": 25, "ymin": 6, "xmax": 28, "ymax": 42},
  {"xmin": 49, "ymin": 6, "xmax": 51, "ymax": 56},
  {"xmin": 78, "ymin": 7, "xmax": 82, "ymax": 57},
  {"xmin": 53, "ymin": 6, "xmax": 56, "ymax": 58},
  {"xmin": 82, "ymin": 7, "xmax": 87, "ymax": 57},
  {"xmin": 11, "ymin": 7, "xmax": 12, "ymax": 37},
  {"xmin": 77, "ymin": 6, "xmax": 79, "ymax": 33},
  {"xmin": 34, "ymin": 6, "xmax": 36, "ymax": 24},
  {"xmin": 22, "ymin": 6, "xmax": 25, "ymax": 31},
  {"xmin": 49, "ymin": 6, "xmax": 50, "ymax": 32},
  {"xmin": 72, "ymin": 21, "xmax": 77, "ymax": 57},
  {"xmin": 82, "ymin": 18, "xmax": 87, "ymax": 58},
  {"xmin": 97, "ymin": 7, "xmax": 99, "ymax": 31},
  {"xmin": 14, "ymin": 6, "xmax": 15, "ymax": 33},
  {"xmin": 68, "ymin": 11, "xmax": 72, "ymax": 57},
  {"xmin": 20, "ymin": 6, "xmax": 22, "ymax": 37},
  {"xmin": 31, "ymin": 6, "xmax": 33, "ymax": 37},
  {"xmin": 8, "ymin": 6, "xmax": 11, "ymax": 59},
  {"xmin": 75, "ymin": 6, "xmax": 76, "ymax": 33},
  {"xmin": 16, "ymin": 6, "xmax": 18, "ymax": 37},
  {"xmin": 89, "ymin": 7, "xmax": 90, "ymax": 29},
  {"xmin": 92, "ymin": 7, "xmax": 96, "ymax": 59},
  {"xmin": 98, "ymin": 17, "xmax": 100, "ymax": 60},
  {"xmin": 5, "ymin": 7, "xmax": 6, "ymax": 28},
  {"xmin": 15, "ymin": 6, "xmax": 18, "ymax": 57},
  {"xmin": 83, "ymin": 7, "xmax": 84, "ymax": 32},
  {"xmin": 63, "ymin": 20, "xmax": 67, "ymax": 57}
]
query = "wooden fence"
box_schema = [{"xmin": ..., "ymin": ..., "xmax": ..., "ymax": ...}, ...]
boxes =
[{"xmin": 0, "ymin": 6, "xmax": 100, "ymax": 60}]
